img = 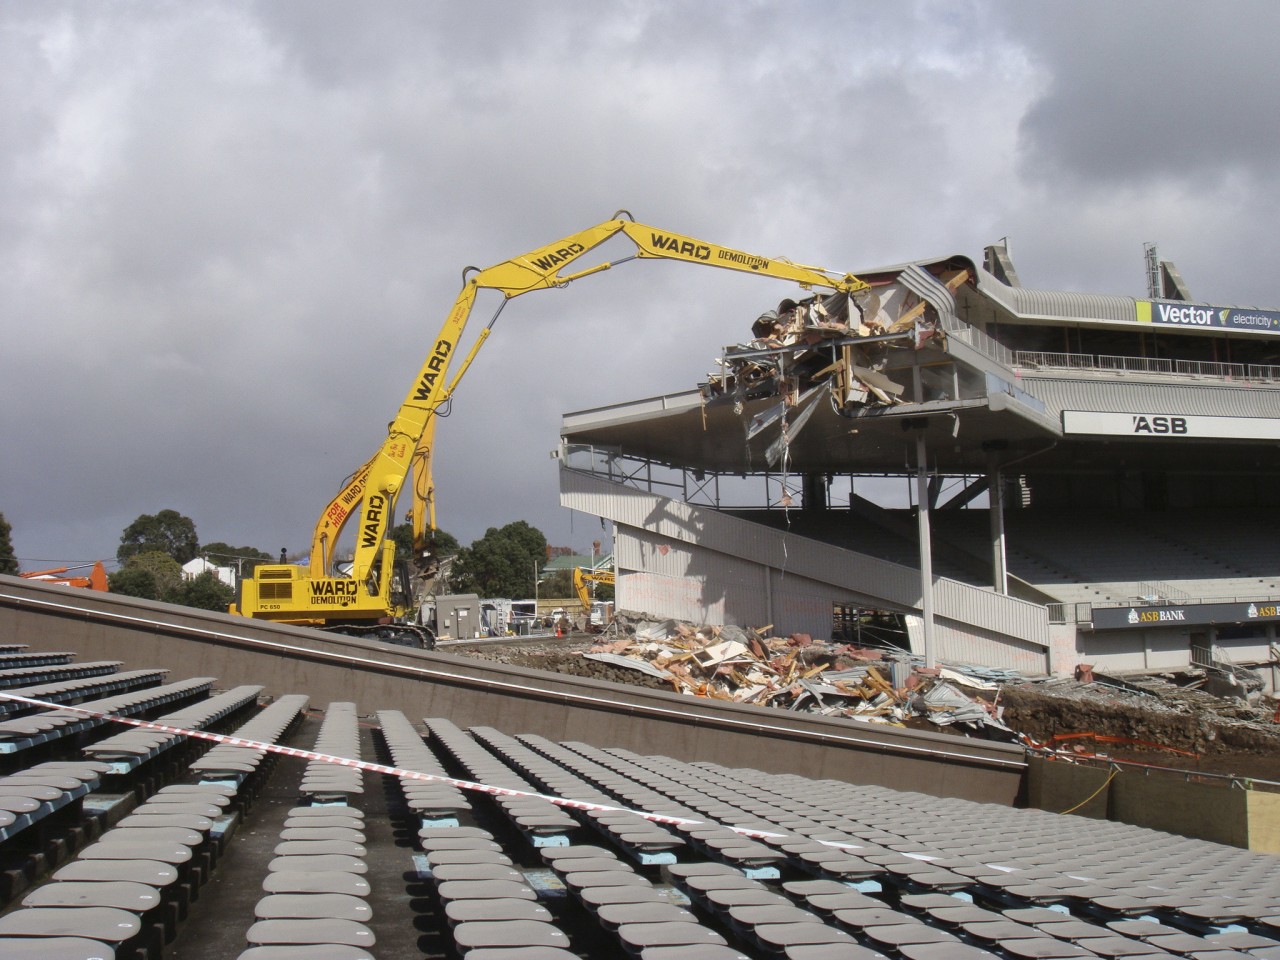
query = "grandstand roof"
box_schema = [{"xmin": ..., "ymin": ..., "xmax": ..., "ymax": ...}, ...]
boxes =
[{"xmin": 562, "ymin": 255, "xmax": 1280, "ymax": 478}]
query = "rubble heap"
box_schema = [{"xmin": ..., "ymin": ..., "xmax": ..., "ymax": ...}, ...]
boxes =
[
  {"xmin": 584, "ymin": 615, "xmax": 1019, "ymax": 738},
  {"xmin": 454, "ymin": 615, "xmax": 1280, "ymax": 777},
  {"xmin": 1002, "ymin": 672, "xmax": 1280, "ymax": 760}
]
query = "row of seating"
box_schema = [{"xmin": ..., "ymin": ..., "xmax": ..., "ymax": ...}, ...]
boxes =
[
  {"xmin": 0, "ymin": 660, "xmax": 123, "ymax": 690},
  {"xmin": 299, "ymin": 701, "xmax": 362, "ymax": 804},
  {"xmin": 189, "ymin": 694, "xmax": 309, "ymax": 803},
  {"xmin": 543, "ymin": 743, "xmax": 1280, "ymax": 955},
  {"xmin": 0, "ymin": 670, "xmax": 319, "ymax": 959},
  {"xmin": 246, "ymin": 811, "xmax": 372, "ymax": 953},
  {"xmin": 0, "ymin": 779, "xmax": 239, "ymax": 959},
  {"xmin": 423, "ymin": 824, "xmax": 575, "ymax": 957},
  {"xmin": 377, "ymin": 709, "xmax": 468, "ymax": 826},
  {"xmin": 3, "ymin": 640, "xmax": 1280, "ymax": 958},
  {"xmin": 0, "ymin": 677, "xmax": 217, "ymax": 757},
  {"xmin": 0, "ymin": 651, "xmax": 76, "ymax": 670},
  {"xmin": 426, "ymin": 717, "xmax": 578, "ymax": 845},
  {"xmin": 84, "ymin": 685, "xmax": 264, "ymax": 775},
  {"xmin": 473, "ymin": 726, "xmax": 686, "ymax": 866},
  {"xmin": 520, "ymin": 733, "xmax": 782, "ymax": 876},
  {"xmin": 718, "ymin": 763, "xmax": 1280, "ymax": 923},
  {"xmin": 548, "ymin": 844, "xmax": 740, "ymax": 957},
  {"xmin": 430, "ymin": 723, "xmax": 1133, "ymax": 957},
  {"xmin": 0, "ymin": 759, "xmax": 106, "ymax": 846},
  {"xmin": 0, "ymin": 668, "xmax": 171, "ymax": 718}
]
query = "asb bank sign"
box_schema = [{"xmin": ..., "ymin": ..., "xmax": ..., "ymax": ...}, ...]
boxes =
[
  {"xmin": 1137, "ymin": 300, "xmax": 1280, "ymax": 335},
  {"xmin": 1093, "ymin": 601, "xmax": 1280, "ymax": 631},
  {"xmin": 1062, "ymin": 411, "xmax": 1280, "ymax": 440}
]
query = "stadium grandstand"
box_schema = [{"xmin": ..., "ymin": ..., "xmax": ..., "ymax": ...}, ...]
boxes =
[{"xmin": 559, "ymin": 242, "xmax": 1280, "ymax": 689}]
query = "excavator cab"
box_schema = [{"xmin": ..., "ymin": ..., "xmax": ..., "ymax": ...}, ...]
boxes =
[
  {"xmin": 389, "ymin": 558, "xmax": 413, "ymax": 612},
  {"xmin": 366, "ymin": 555, "xmax": 414, "ymax": 612}
]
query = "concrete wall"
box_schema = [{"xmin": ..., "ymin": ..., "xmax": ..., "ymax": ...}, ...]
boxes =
[
  {"xmin": 0, "ymin": 576, "xmax": 1025, "ymax": 806},
  {"xmin": 1077, "ymin": 622, "xmax": 1279, "ymax": 680},
  {"xmin": 1027, "ymin": 757, "xmax": 1279, "ymax": 851},
  {"xmin": 1247, "ymin": 791, "xmax": 1280, "ymax": 855}
]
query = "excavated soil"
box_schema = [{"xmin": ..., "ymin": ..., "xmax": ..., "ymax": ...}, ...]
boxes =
[
  {"xmin": 452, "ymin": 636, "xmax": 1280, "ymax": 782},
  {"xmin": 999, "ymin": 684, "xmax": 1280, "ymax": 781},
  {"xmin": 453, "ymin": 637, "xmax": 670, "ymax": 690}
]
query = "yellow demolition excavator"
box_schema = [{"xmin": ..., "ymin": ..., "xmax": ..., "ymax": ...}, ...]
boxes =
[{"xmin": 232, "ymin": 212, "xmax": 869, "ymax": 645}]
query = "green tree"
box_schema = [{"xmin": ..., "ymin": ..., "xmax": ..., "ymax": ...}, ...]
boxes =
[
  {"xmin": 118, "ymin": 510, "xmax": 199, "ymax": 564},
  {"xmin": 200, "ymin": 542, "xmax": 272, "ymax": 577},
  {"xmin": 108, "ymin": 564, "xmax": 158, "ymax": 600},
  {"xmin": 449, "ymin": 521, "xmax": 547, "ymax": 599},
  {"xmin": 541, "ymin": 569, "xmax": 573, "ymax": 599},
  {"xmin": 0, "ymin": 512, "xmax": 16, "ymax": 575},
  {"xmin": 169, "ymin": 569, "xmax": 235, "ymax": 611},
  {"xmin": 112, "ymin": 551, "xmax": 185, "ymax": 600}
]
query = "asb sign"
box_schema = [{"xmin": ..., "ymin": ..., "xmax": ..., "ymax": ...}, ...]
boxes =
[
  {"xmin": 1062, "ymin": 411, "xmax": 1280, "ymax": 440},
  {"xmin": 1092, "ymin": 601, "xmax": 1280, "ymax": 631},
  {"xmin": 1137, "ymin": 300, "xmax": 1280, "ymax": 336}
]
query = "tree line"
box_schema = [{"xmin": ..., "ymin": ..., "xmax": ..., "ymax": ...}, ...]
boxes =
[{"xmin": 0, "ymin": 508, "xmax": 606, "ymax": 612}]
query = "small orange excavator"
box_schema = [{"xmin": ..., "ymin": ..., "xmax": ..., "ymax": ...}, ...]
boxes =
[{"xmin": 20, "ymin": 561, "xmax": 109, "ymax": 592}]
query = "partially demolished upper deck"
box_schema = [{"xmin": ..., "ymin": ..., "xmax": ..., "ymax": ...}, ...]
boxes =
[
  {"xmin": 559, "ymin": 246, "xmax": 1280, "ymax": 675},
  {"xmin": 564, "ymin": 249, "xmax": 1280, "ymax": 478}
]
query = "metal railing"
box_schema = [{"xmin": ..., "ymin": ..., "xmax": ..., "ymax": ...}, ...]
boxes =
[
  {"xmin": 940, "ymin": 316, "xmax": 1018, "ymax": 369},
  {"xmin": 1013, "ymin": 350, "xmax": 1280, "ymax": 384}
]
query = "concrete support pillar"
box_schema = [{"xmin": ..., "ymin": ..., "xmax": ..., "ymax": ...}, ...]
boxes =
[
  {"xmin": 915, "ymin": 431, "xmax": 935, "ymax": 668},
  {"xmin": 988, "ymin": 458, "xmax": 1009, "ymax": 596}
]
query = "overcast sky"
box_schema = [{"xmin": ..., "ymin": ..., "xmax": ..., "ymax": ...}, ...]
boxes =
[{"xmin": 5, "ymin": 1, "xmax": 1279, "ymax": 571}]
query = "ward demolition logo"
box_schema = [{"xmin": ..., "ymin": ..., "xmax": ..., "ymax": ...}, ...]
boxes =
[{"xmin": 309, "ymin": 579, "xmax": 358, "ymax": 607}]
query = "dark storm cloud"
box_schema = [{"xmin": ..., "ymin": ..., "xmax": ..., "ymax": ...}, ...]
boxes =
[
  {"xmin": 1012, "ymin": 2, "xmax": 1280, "ymax": 187},
  {"xmin": 2, "ymin": 2, "xmax": 1276, "ymax": 570}
]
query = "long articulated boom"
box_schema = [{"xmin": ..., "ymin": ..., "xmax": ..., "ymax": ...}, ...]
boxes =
[
  {"xmin": 573, "ymin": 566, "xmax": 616, "ymax": 610},
  {"xmin": 234, "ymin": 213, "xmax": 868, "ymax": 636}
]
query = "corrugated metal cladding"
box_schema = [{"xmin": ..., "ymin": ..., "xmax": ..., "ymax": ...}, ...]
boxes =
[
  {"xmin": 567, "ymin": 469, "xmax": 1051, "ymax": 658},
  {"xmin": 566, "ymin": 470, "xmax": 923, "ymax": 604},
  {"xmin": 609, "ymin": 514, "xmax": 1050, "ymax": 648},
  {"xmin": 975, "ymin": 278, "xmax": 1137, "ymax": 324},
  {"xmin": 1023, "ymin": 377, "xmax": 1280, "ymax": 418},
  {"xmin": 933, "ymin": 578, "xmax": 1049, "ymax": 646},
  {"xmin": 906, "ymin": 615, "xmax": 1049, "ymax": 674}
]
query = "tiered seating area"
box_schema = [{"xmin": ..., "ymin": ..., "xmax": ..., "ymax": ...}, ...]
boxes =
[
  {"xmin": 1, "ymin": 645, "xmax": 1280, "ymax": 958},
  {"xmin": 737, "ymin": 506, "xmax": 1280, "ymax": 608}
]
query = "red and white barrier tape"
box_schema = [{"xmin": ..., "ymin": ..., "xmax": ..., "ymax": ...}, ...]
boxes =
[{"xmin": 0, "ymin": 690, "xmax": 838, "ymax": 845}]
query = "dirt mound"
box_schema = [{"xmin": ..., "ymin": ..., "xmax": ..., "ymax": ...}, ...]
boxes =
[
  {"xmin": 1001, "ymin": 682, "xmax": 1280, "ymax": 780},
  {"xmin": 457, "ymin": 639, "xmax": 670, "ymax": 690}
]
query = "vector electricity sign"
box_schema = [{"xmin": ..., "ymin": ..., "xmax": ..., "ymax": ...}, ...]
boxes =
[{"xmin": 1137, "ymin": 300, "xmax": 1280, "ymax": 335}]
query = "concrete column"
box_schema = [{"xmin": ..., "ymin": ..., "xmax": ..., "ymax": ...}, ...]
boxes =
[
  {"xmin": 915, "ymin": 431, "xmax": 935, "ymax": 668},
  {"xmin": 987, "ymin": 460, "xmax": 1009, "ymax": 595},
  {"xmin": 763, "ymin": 564, "xmax": 773, "ymax": 631}
]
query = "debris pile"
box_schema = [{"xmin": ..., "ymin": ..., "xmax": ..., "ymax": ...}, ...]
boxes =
[
  {"xmin": 583, "ymin": 617, "xmax": 1016, "ymax": 738},
  {"xmin": 453, "ymin": 618, "xmax": 1280, "ymax": 776},
  {"xmin": 700, "ymin": 271, "xmax": 966, "ymax": 426},
  {"xmin": 1003, "ymin": 671, "xmax": 1280, "ymax": 760}
]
